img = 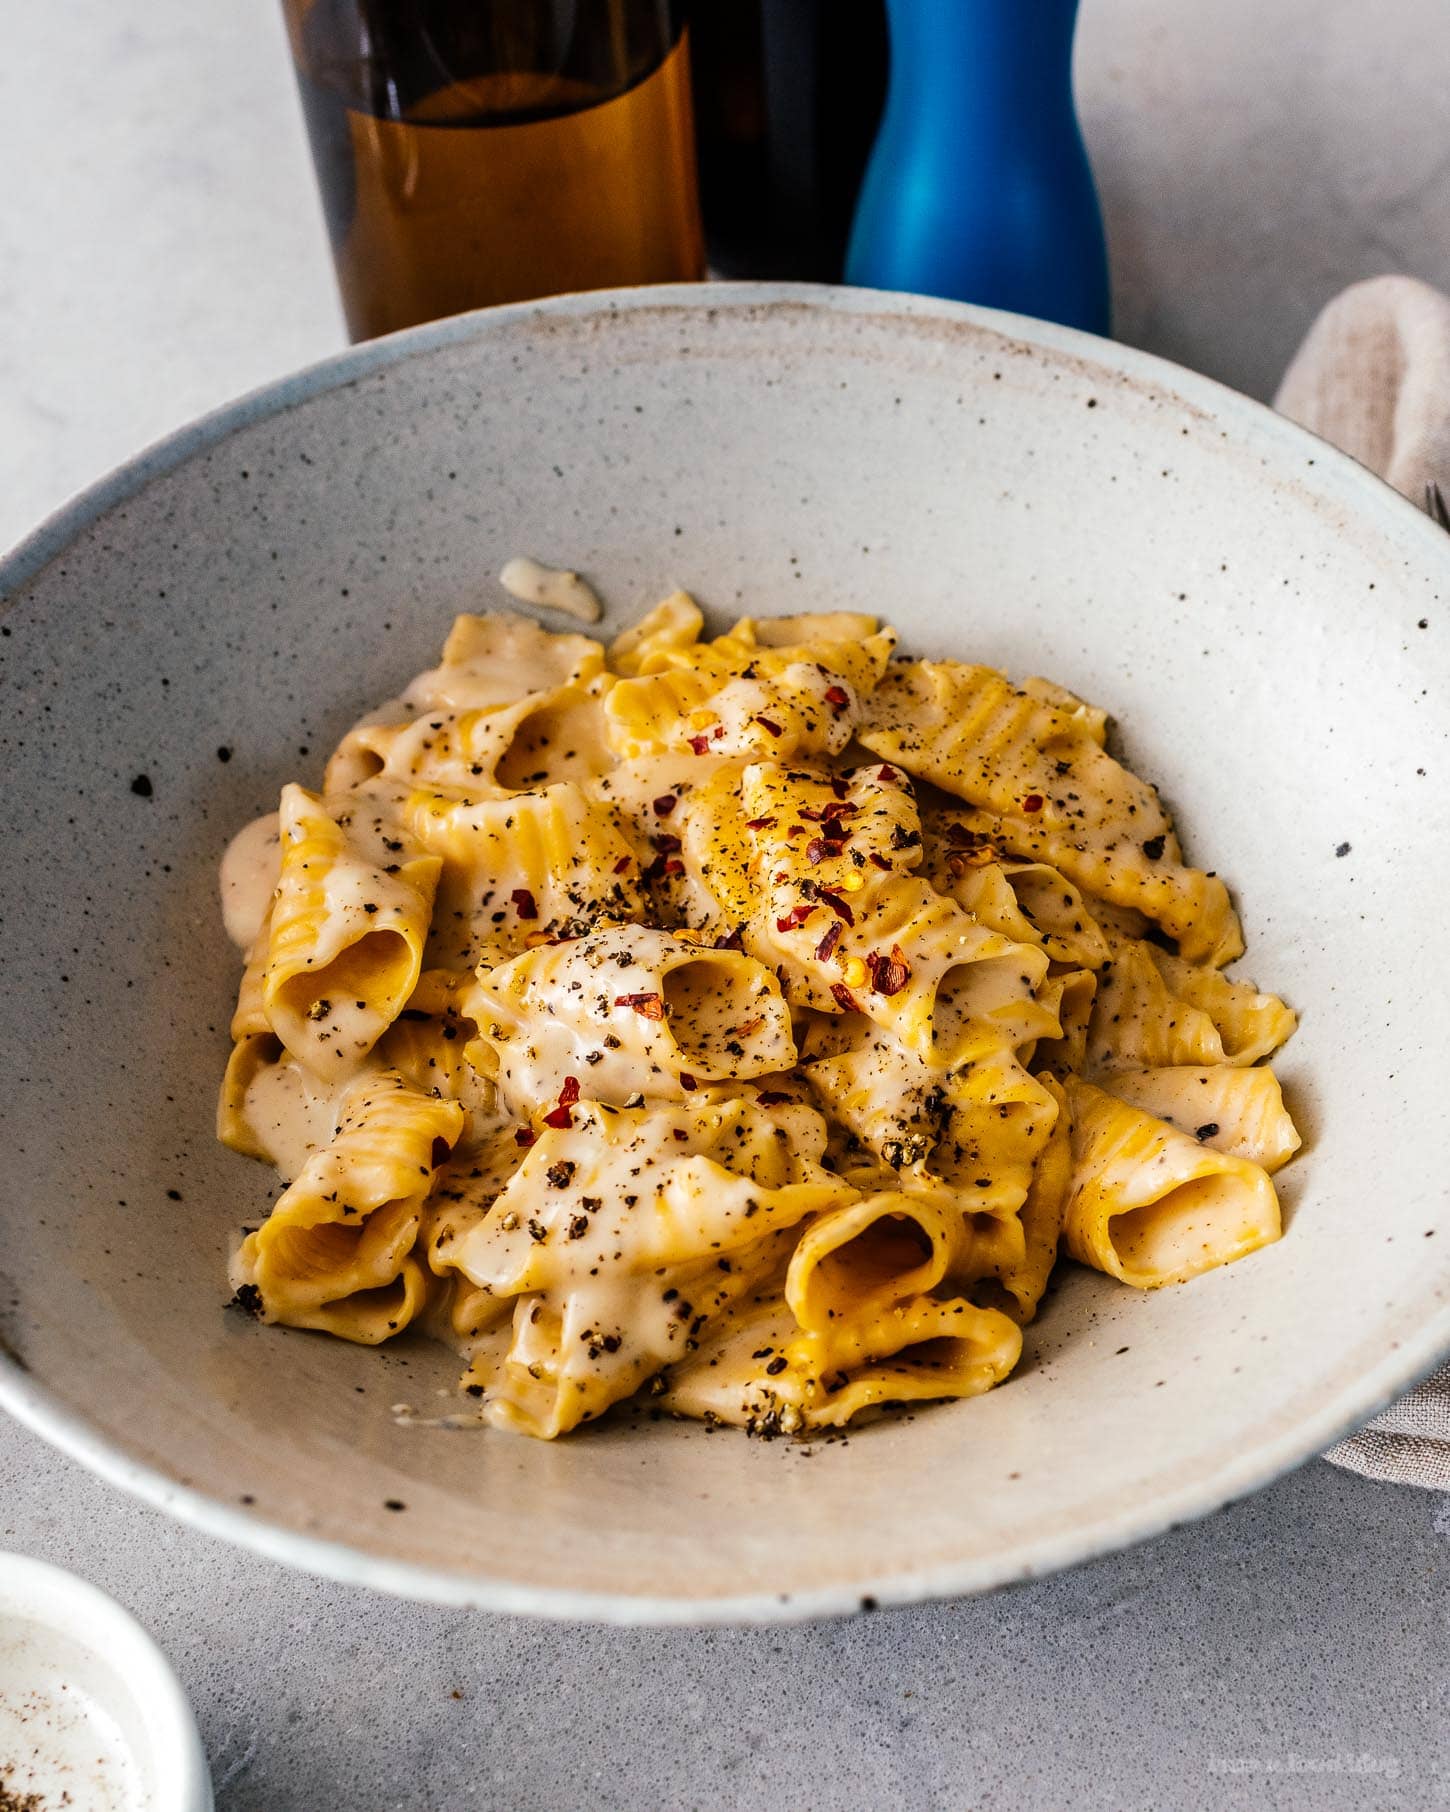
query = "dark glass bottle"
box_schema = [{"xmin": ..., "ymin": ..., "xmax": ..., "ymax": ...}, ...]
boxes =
[
  {"xmin": 688, "ymin": 0, "xmax": 888, "ymax": 282},
  {"xmin": 282, "ymin": 0, "xmax": 706, "ymax": 341}
]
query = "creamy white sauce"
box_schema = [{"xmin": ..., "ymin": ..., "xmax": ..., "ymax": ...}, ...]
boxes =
[
  {"xmin": 499, "ymin": 557, "xmax": 603, "ymax": 624},
  {"xmin": 472, "ymin": 925, "xmax": 794, "ymax": 1117},
  {"xmin": 459, "ymin": 1108, "xmax": 714, "ymax": 1270},
  {"xmin": 243, "ymin": 1055, "xmax": 340, "ymax": 1182},
  {"xmin": 220, "ymin": 811, "xmax": 281, "ymax": 950},
  {"xmin": 449, "ymin": 1103, "xmax": 810, "ymax": 1433},
  {"xmin": 404, "ymin": 612, "xmax": 602, "ymax": 712},
  {"xmin": 344, "ymin": 694, "xmax": 416, "ymax": 734},
  {"xmin": 802, "ymin": 1021, "xmax": 936, "ymax": 1164},
  {"xmin": 698, "ymin": 663, "xmax": 856, "ymax": 761}
]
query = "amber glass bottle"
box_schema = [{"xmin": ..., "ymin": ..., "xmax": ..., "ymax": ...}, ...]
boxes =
[{"xmin": 282, "ymin": 0, "xmax": 706, "ymax": 341}]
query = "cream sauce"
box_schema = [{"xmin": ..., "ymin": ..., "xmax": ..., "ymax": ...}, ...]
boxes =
[
  {"xmin": 419, "ymin": 784, "xmax": 640, "ymax": 972},
  {"xmin": 403, "ymin": 611, "xmax": 603, "ymax": 712},
  {"xmin": 802, "ymin": 1021, "xmax": 937, "ymax": 1166},
  {"xmin": 220, "ymin": 811, "xmax": 281, "ymax": 950},
  {"xmin": 242, "ymin": 1053, "xmax": 341, "ymax": 1182},
  {"xmin": 466, "ymin": 1107, "xmax": 791, "ymax": 1282},
  {"xmin": 344, "ymin": 694, "xmax": 417, "ymax": 734},
  {"xmin": 473, "ymin": 925, "xmax": 794, "ymax": 1117},
  {"xmin": 499, "ymin": 556, "xmax": 604, "ymax": 624},
  {"xmin": 441, "ymin": 1089, "xmax": 837, "ymax": 1430}
]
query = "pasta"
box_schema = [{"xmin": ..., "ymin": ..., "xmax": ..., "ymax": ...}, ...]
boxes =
[{"xmin": 217, "ymin": 587, "xmax": 1301, "ymax": 1439}]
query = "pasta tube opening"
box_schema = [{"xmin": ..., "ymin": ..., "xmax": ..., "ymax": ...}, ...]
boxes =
[
  {"xmin": 324, "ymin": 738, "xmax": 387, "ymax": 790},
  {"xmin": 1063, "ymin": 1077, "xmax": 1281, "ymax": 1288},
  {"xmin": 493, "ymin": 690, "xmax": 610, "ymax": 792},
  {"xmin": 930, "ymin": 953, "xmax": 1055, "ymax": 1063},
  {"xmin": 787, "ymin": 1193, "xmax": 952, "ymax": 1334},
  {"xmin": 1109, "ymin": 1174, "xmax": 1268, "ymax": 1282},
  {"xmin": 272, "ymin": 927, "xmax": 412, "ymax": 1031},
  {"xmin": 285, "ymin": 1262, "xmax": 432, "ymax": 1346},
  {"xmin": 660, "ymin": 954, "xmax": 789, "ymax": 1078}
]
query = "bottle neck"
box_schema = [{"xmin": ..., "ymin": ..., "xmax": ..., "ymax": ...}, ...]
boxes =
[{"xmin": 883, "ymin": 0, "xmax": 1080, "ymax": 116}]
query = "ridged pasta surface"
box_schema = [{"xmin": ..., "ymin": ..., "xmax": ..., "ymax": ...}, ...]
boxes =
[{"xmin": 217, "ymin": 593, "xmax": 1299, "ymax": 1439}]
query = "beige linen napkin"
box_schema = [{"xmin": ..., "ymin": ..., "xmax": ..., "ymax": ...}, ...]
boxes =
[{"xmin": 1275, "ymin": 274, "xmax": 1450, "ymax": 1489}]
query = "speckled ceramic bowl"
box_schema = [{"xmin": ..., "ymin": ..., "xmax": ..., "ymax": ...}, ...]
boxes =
[{"xmin": 2, "ymin": 286, "xmax": 1447, "ymax": 1623}]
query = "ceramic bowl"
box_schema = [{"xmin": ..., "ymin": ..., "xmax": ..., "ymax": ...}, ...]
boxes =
[
  {"xmin": 1, "ymin": 286, "xmax": 1446, "ymax": 1622},
  {"xmin": 0, "ymin": 1552, "xmax": 211, "ymax": 1808}
]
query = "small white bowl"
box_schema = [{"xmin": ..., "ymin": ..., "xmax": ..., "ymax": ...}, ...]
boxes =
[{"xmin": 0, "ymin": 1553, "xmax": 211, "ymax": 1812}]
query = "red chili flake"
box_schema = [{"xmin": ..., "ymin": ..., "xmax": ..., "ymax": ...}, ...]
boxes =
[
  {"xmin": 514, "ymin": 1127, "xmax": 537, "ymax": 1148},
  {"xmin": 816, "ymin": 888, "xmax": 855, "ymax": 926},
  {"xmin": 688, "ymin": 733, "xmax": 712, "ymax": 756},
  {"xmin": 1021, "ymin": 793, "xmax": 1045, "ymax": 814},
  {"xmin": 753, "ymin": 715, "xmax": 783, "ymax": 738},
  {"xmin": 830, "ymin": 982, "xmax": 861, "ymax": 1013},
  {"xmin": 815, "ymin": 921, "xmax": 842, "ymax": 962},
  {"xmin": 820, "ymin": 800, "xmax": 860, "ymax": 821},
  {"xmin": 775, "ymin": 903, "xmax": 815, "ymax": 932},
  {"xmin": 511, "ymin": 888, "xmax": 538, "ymax": 920},
  {"xmin": 786, "ymin": 824, "xmax": 807, "ymax": 839},
  {"xmin": 824, "ymin": 685, "xmax": 850, "ymax": 712},
  {"xmin": 541, "ymin": 1076, "xmax": 581, "ymax": 1130},
  {"xmin": 612, "ymin": 855, "xmax": 632, "ymax": 875},
  {"xmin": 653, "ymin": 794, "xmax": 677, "ymax": 817},
  {"xmin": 830, "ymin": 777, "xmax": 850, "ymax": 800},
  {"xmin": 867, "ymin": 943, "xmax": 911, "ymax": 997},
  {"xmin": 756, "ymin": 1089, "xmax": 791, "ymax": 1106},
  {"xmin": 805, "ymin": 838, "xmax": 831, "ymax": 865},
  {"xmin": 615, "ymin": 992, "xmax": 665, "ymax": 1019},
  {"xmin": 714, "ymin": 926, "xmax": 745, "ymax": 951},
  {"xmin": 679, "ymin": 1072, "xmax": 698, "ymax": 1092},
  {"xmin": 744, "ymin": 815, "xmax": 777, "ymax": 832},
  {"xmin": 798, "ymin": 805, "xmax": 824, "ymax": 822},
  {"xmin": 868, "ymin": 852, "xmax": 891, "ymax": 871},
  {"xmin": 654, "ymin": 833, "xmax": 682, "ymax": 854},
  {"xmin": 944, "ymin": 821, "xmax": 972, "ymax": 847},
  {"xmin": 876, "ymin": 764, "xmax": 900, "ymax": 786},
  {"xmin": 642, "ymin": 849, "xmax": 685, "ymax": 883}
]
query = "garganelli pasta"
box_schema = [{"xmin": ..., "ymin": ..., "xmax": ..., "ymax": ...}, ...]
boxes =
[{"xmin": 218, "ymin": 589, "xmax": 1299, "ymax": 1439}]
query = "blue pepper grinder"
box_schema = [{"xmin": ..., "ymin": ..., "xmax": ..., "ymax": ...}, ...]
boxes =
[{"xmin": 845, "ymin": 0, "xmax": 1110, "ymax": 335}]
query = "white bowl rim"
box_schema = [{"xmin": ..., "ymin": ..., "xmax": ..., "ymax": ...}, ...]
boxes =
[
  {"xmin": 0, "ymin": 1550, "xmax": 212, "ymax": 1808},
  {"xmin": 2, "ymin": 281, "xmax": 1448, "ymax": 1624}
]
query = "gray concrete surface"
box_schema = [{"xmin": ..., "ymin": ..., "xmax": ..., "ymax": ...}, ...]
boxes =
[
  {"xmin": 3, "ymin": 1, "xmax": 1449, "ymax": 1806},
  {"xmin": 4, "ymin": 1420, "xmax": 1443, "ymax": 1810}
]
